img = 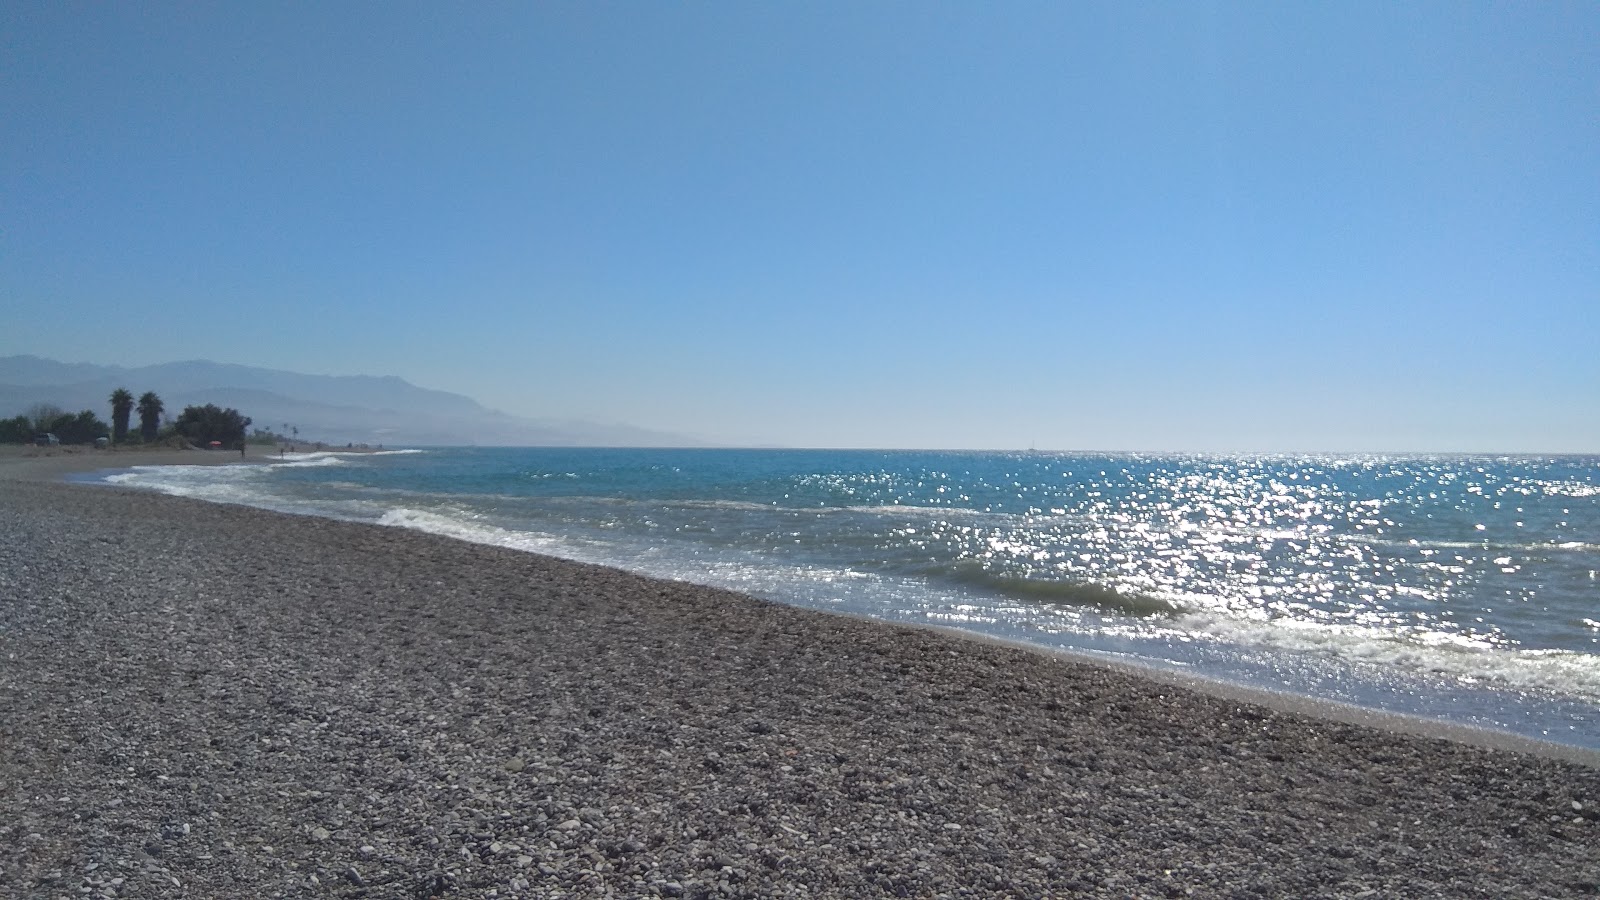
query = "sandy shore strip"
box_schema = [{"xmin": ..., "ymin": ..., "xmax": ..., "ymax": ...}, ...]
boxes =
[{"xmin": 3, "ymin": 466, "xmax": 1599, "ymax": 897}]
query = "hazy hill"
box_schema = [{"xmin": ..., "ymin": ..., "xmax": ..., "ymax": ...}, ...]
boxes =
[{"xmin": 0, "ymin": 356, "xmax": 700, "ymax": 447}]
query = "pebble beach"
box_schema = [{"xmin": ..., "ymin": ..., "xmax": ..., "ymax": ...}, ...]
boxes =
[{"xmin": 3, "ymin": 451, "xmax": 1599, "ymax": 899}]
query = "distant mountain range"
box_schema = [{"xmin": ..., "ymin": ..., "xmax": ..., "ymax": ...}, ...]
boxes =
[{"xmin": 0, "ymin": 355, "xmax": 702, "ymax": 447}]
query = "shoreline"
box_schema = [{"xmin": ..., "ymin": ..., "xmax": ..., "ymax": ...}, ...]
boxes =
[
  {"xmin": 936, "ymin": 625, "xmax": 1600, "ymax": 766},
  {"xmin": 3, "ymin": 457, "xmax": 1600, "ymax": 895},
  {"xmin": 15, "ymin": 446, "xmax": 1597, "ymax": 766}
]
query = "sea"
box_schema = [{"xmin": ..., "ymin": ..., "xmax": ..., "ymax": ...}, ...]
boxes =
[{"xmin": 87, "ymin": 448, "xmax": 1600, "ymax": 750}]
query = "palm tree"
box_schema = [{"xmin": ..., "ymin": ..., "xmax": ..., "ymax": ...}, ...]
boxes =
[
  {"xmin": 109, "ymin": 388, "xmax": 134, "ymax": 444},
  {"xmin": 137, "ymin": 392, "xmax": 164, "ymax": 443}
]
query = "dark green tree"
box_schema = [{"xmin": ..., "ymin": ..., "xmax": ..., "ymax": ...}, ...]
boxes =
[
  {"xmin": 109, "ymin": 387, "xmax": 134, "ymax": 444},
  {"xmin": 174, "ymin": 404, "xmax": 252, "ymax": 447},
  {"xmin": 44, "ymin": 409, "xmax": 109, "ymax": 444},
  {"xmin": 137, "ymin": 392, "xmax": 164, "ymax": 442},
  {"xmin": 0, "ymin": 415, "xmax": 32, "ymax": 443}
]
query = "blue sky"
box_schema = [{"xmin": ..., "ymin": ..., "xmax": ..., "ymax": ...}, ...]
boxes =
[{"xmin": 3, "ymin": 2, "xmax": 1596, "ymax": 451}]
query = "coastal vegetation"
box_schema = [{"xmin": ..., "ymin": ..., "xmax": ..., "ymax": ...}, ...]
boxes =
[
  {"xmin": 0, "ymin": 414, "xmax": 36, "ymax": 443},
  {"xmin": 0, "ymin": 387, "xmax": 259, "ymax": 450},
  {"xmin": 172, "ymin": 403, "xmax": 252, "ymax": 447},
  {"xmin": 0, "ymin": 404, "xmax": 110, "ymax": 444}
]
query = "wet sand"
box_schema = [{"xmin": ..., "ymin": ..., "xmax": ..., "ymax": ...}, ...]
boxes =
[{"xmin": 2, "ymin": 457, "xmax": 1598, "ymax": 897}]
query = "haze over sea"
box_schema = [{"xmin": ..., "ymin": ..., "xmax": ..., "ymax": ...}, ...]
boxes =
[{"xmin": 94, "ymin": 447, "xmax": 1600, "ymax": 749}]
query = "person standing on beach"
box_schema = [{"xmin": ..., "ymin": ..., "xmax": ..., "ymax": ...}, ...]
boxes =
[{"xmin": 239, "ymin": 441, "xmax": 246, "ymax": 459}]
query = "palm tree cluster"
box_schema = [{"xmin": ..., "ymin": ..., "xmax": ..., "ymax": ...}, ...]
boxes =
[{"xmin": 105, "ymin": 388, "xmax": 165, "ymax": 444}]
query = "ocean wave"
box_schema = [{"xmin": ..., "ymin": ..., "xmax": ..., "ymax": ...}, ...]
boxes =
[
  {"xmin": 272, "ymin": 456, "xmax": 351, "ymax": 468},
  {"xmin": 669, "ymin": 501, "xmax": 998, "ymax": 519},
  {"xmin": 367, "ymin": 505, "xmax": 893, "ymax": 608},
  {"xmin": 519, "ymin": 496, "xmax": 1000, "ymax": 521},
  {"xmin": 666, "ymin": 499, "xmax": 782, "ymax": 513},
  {"xmin": 105, "ymin": 464, "xmax": 231, "ymax": 483},
  {"xmin": 373, "ymin": 507, "xmax": 574, "ymax": 555},
  {"xmin": 101, "ymin": 464, "xmax": 293, "ymax": 510},
  {"xmin": 846, "ymin": 504, "xmax": 996, "ymax": 518},
  {"xmin": 938, "ymin": 564, "xmax": 1178, "ymax": 617},
  {"xmin": 1176, "ymin": 610, "xmax": 1600, "ymax": 699},
  {"xmin": 104, "ymin": 462, "xmax": 272, "ymax": 486}
]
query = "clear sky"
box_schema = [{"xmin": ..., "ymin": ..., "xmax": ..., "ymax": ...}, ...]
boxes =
[{"xmin": 3, "ymin": 2, "xmax": 1596, "ymax": 451}]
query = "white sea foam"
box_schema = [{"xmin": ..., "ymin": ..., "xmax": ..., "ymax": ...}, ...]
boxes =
[
  {"xmin": 268, "ymin": 448, "xmax": 423, "ymax": 465},
  {"xmin": 101, "ymin": 463, "xmax": 289, "ymax": 510},
  {"xmin": 367, "ymin": 504, "xmax": 889, "ymax": 611},
  {"xmin": 282, "ymin": 448, "xmax": 424, "ymax": 458},
  {"xmin": 105, "ymin": 463, "xmax": 268, "ymax": 487},
  {"xmin": 274, "ymin": 456, "xmax": 351, "ymax": 468},
  {"xmin": 373, "ymin": 507, "xmax": 574, "ymax": 556}
]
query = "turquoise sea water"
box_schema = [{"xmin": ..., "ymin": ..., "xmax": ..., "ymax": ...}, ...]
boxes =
[{"xmin": 93, "ymin": 448, "xmax": 1600, "ymax": 748}]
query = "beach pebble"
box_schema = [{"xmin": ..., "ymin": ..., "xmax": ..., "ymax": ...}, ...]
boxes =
[{"xmin": 2, "ymin": 475, "xmax": 1598, "ymax": 900}]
